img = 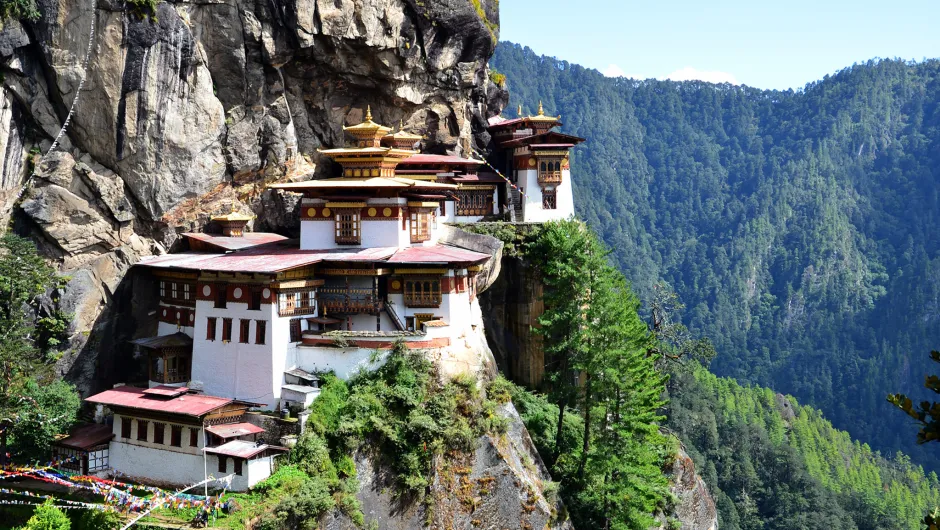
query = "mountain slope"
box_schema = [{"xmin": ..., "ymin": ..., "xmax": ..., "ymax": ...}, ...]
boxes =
[{"xmin": 490, "ymin": 42, "xmax": 940, "ymax": 470}]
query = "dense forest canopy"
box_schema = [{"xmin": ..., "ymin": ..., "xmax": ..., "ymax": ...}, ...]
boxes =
[{"xmin": 491, "ymin": 42, "xmax": 940, "ymax": 470}]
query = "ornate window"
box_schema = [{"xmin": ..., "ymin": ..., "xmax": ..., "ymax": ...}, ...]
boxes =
[
  {"xmin": 249, "ymin": 288, "xmax": 262, "ymax": 311},
  {"xmin": 171, "ymin": 426, "xmax": 182, "ymax": 447},
  {"xmin": 456, "ymin": 189, "xmax": 494, "ymax": 216},
  {"xmin": 189, "ymin": 428, "xmax": 199, "ymax": 447},
  {"xmin": 403, "ymin": 278, "xmax": 442, "ymax": 307},
  {"xmin": 215, "ymin": 286, "xmax": 227, "ymax": 309},
  {"xmin": 136, "ymin": 420, "xmax": 148, "ymax": 442},
  {"xmin": 121, "ymin": 417, "xmax": 131, "ymax": 439},
  {"xmin": 334, "ymin": 209, "xmax": 361, "ymax": 244},
  {"xmin": 542, "ymin": 189, "xmax": 557, "ymax": 210},
  {"xmin": 278, "ymin": 289, "xmax": 317, "ymax": 316},
  {"xmin": 159, "ymin": 280, "xmax": 195, "ymax": 306},
  {"xmin": 410, "ymin": 210, "xmax": 432, "ymax": 243}
]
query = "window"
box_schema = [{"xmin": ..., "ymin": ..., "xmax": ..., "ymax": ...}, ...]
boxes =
[
  {"xmin": 334, "ymin": 210, "xmax": 361, "ymax": 244},
  {"xmin": 222, "ymin": 318, "xmax": 233, "ymax": 342},
  {"xmin": 249, "ymin": 289, "xmax": 262, "ymax": 311},
  {"xmin": 215, "ymin": 286, "xmax": 227, "ymax": 309},
  {"xmin": 121, "ymin": 417, "xmax": 131, "ymax": 438},
  {"xmin": 456, "ymin": 189, "xmax": 494, "ymax": 216},
  {"xmin": 233, "ymin": 459, "xmax": 243, "ymax": 476},
  {"xmin": 403, "ymin": 278, "xmax": 442, "ymax": 307},
  {"xmin": 171, "ymin": 426, "xmax": 182, "ymax": 447},
  {"xmin": 414, "ymin": 313, "xmax": 435, "ymax": 329},
  {"xmin": 159, "ymin": 281, "xmax": 166, "ymax": 298},
  {"xmin": 189, "ymin": 428, "xmax": 199, "ymax": 447},
  {"xmin": 410, "ymin": 210, "xmax": 432, "ymax": 243},
  {"xmin": 136, "ymin": 420, "xmax": 148, "ymax": 442},
  {"xmin": 239, "ymin": 319, "xmax": 250, "ymax": 344},
  {"xmin": 255, "ymin": 320, "xmax": 267, "ymax": 345},
  {"xmin": 218, "ymin": 456, "xmax": 227, "ymax": 473},
  {"xmin": 278, "ymin": 289, "xmax": 316, "ymax": 316},
  {"xmin": 206, "ymin": 317, "xmax": 217, "ymax": 341},
  {"xmin": 542, "ymin": 189, "xmax": 557, "ymax": 210},
  {"xmin": 405, "ymin": 316, "xmax": 415, "ymax": 331},
  {"xmin": 290, "ymin": 319, "xmax": 303, "ymax": 342},
  {"xmin": 153, "ymin": 423, "xmax": 165, "ymax": 445},
  {"xmin": 87, "ymin": 446, "xmax": 109, "ymax": 472}
]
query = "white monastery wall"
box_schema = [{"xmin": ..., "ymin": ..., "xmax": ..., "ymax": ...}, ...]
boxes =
[
  {"xmin": 191, "ymin": 300, "xmax": 281, "ymax": 408},
  {"xmin": 110, "ymin": 441, "xmax": 206, "ymax": 487}
]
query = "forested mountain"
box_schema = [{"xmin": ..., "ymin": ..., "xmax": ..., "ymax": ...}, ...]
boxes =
[
  {"xmin": 490, "ymin": 42, "xmax": 940, "ymax": 470},
  {"xmin": 667, "ymin": 363, "xmax": 940, "ymax": 530}
]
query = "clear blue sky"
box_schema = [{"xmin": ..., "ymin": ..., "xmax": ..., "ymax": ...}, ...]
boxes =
[{"xmin": 499, "ymin": 0, "xmax": 940, "ymax": 90}]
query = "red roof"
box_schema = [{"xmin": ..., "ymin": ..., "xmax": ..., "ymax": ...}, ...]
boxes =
[
  {"xmin": 387, "ymin": 245, "xmax": 490, "ymax": 264},
  {"xmin": 204, "ymin": 440, "xmax": 287, "ymax": 459},
  {"xmin": 398, "ymin": 154, "xmax": 483, "ymax": 166},
  {"xmin": 206, "ymin": 422, "xmax": 265, "ymax": 439},
  {"xmin": 498, "ymin": 131, "xmax": 585, "ymax": 148},
  {"xmin": 143, "ymin": 385, "xmax": 190, "ymax": 398},
  {"xmin": 86, "ymin": 386, "xmax": 256, "ymax": 418},
  {"xmin": 55, "ymin": 424, "xmax": 114, "ymax": 451},
  {"xmin": 183, "ymin": 232, "xmax": 287, "ymax": 252},
  {"xmin": 138, "ymin": 244, "xmax": 489, "ymax": 273},
  {"xmin": 451, "ymin": 173, "xmax": 503, "ymax": 183},
  {"xmin": 138, "ymin": 246, "xmax": 399, "ymax": 274}
]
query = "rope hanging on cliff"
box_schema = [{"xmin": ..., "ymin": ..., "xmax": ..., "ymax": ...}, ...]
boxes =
[
  {"xmin": 470, "ymin": 148, "xmax": 525, "ymax": 198},
  {"xmin": 21, "ymin": 0, "xmax": 97, "ymax": 190}
]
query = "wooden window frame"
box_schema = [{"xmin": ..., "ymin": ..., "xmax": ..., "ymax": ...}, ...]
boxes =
[
  {"xmin": 136, "ymin": 420, "xmax": 148, "ymax": 442},
  {"xmin": 239, "ymin": 319, "xmax": 250, "ymax": 344},
  {"xmin": 234, "ymin": 458, "xmax": 243, "ymax": 476},
  {"xmin": 289, "ymin": 319, "xmax": 303, "ymax": 343},
  {"xmin": 120, "ymin": 417, "xmax": 131, "ymax": 439},
  {"xmin": 410, "ymin": 210, "xmax": 432, "ymax": 243},
  {"xmin": 542, "ymin": 189, "xmax": 557, "ymax": 210},
  {"xmin": 189, "ymin": 427, "xmax": 199, "ymax": 447},
  {"xmin": 153, "ymin": 423, "xmax": 165, "ymax": 445},
  {"xmin": 256, "ymin": 320, "xmax": 267, "ymax": 345},
  {"xmin": 218, "ymin": 456, "xmax": 226, "ymax": 474},
  {"xmin": 249, "ymin": 289, "xmax": 262, "ymax": 311},
  {"xmin": 171, "ymin": 425, "xmax": 182, "ymax": 447},
  {"xmin": 334, "ymin": 209, "xmax": 361, "ymax": 245},
  {"xmin": 403, "ymin": 277, "xmax": 442, "ymax": 307},
  {"xmin": 206, "ymin": 317, "xmax": 217, "ymax": 341},
  {"xmin": 215, "ymin": 286, "xmax": 227, "ymax": 309},
  {"xmin": 222, "ymin": 318, "xmax": 233, "ymax": 342}
]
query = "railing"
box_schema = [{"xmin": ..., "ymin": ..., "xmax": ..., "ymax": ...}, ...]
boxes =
[
  {"xmin": 538, "ymin": 170, "xmax": 562, "ymax": 184},
  {"xmin": 403, "ymin": 293, "xmax": 442, "ymax": 308},
  {"xmin": 319, "ymin": 287, "xmax": 381, "ymax": 314},
  {"xmin": 384, "ymin": 302, "xmax": 405, "ymax": 331}
]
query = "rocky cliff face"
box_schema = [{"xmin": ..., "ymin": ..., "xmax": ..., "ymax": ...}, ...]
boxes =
[{"xmin": 0, "ymin": 0, "xmax": 505, "ymax": 392}]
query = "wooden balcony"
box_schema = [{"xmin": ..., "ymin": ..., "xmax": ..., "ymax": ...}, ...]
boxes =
[
  {"xmin": 537, "ymin": 170, "xmax": 562, "ymax": 185},
  {"xmin": 403, "ymin": 292, "xmax": 442, "ymax": 308},
  {"xmin": 319, "ymin": 287, "xmax": 382, "ymax": 314}
]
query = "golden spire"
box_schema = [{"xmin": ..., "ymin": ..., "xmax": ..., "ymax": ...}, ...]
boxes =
[
  {"xmin": 517, "ymin": 104, "xmax": 522, "ymax": 117},
  {"xmin": 365, "ymin": 105, "xmax": 373, "ymax": 122},
  {"xmin": 538, "ymin": 101, "xmax": 545, "ymax": 116},
  {"xmin": 399, "ymin": 118, "xmax": 404, "ymax": 130}
]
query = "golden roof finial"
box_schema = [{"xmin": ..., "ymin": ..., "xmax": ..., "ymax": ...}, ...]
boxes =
[
  {"xmin": 537, "ymin": 101, "xmax": 545, "ymax": 116},
  {"xmin": 517, "ymin": 104, "xmax": 522, "ymax": 117},
  {"xmin": 365, "ymin": 105, "xmax": 373, "ymax": 122},
  {"xmin": 399, "ymin": 118, "xmax": 404, "ymax": 130}
]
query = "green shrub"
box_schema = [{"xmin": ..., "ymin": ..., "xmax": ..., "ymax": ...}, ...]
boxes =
[{"xmin": 17, "ymin": 501, "xmax": 70, "ymax": 530}]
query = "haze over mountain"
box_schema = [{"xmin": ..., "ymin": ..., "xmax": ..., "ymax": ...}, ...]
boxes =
[{"xmin": 491, "ymin": 41, "xmax": 940, "ymax": 471}]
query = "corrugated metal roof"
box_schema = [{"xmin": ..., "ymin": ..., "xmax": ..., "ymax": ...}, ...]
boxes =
[
  {"xmin": 204, "ymin": 440, "xmax": 287, "ymax": 459},
  {"xmin": 183, "ymin": 232, "xmax": 287, "ymax": 252},
  {"xmin": 129, "ymin": 333, "xmax": 192, "ymax": 349},
  {"xmin": 269, "ymin": 176, "xmax": 458, "ymax": 191},
  {"xmin": 138, "ymin": 244, "xmax": 489, "ymax": 274},
  {"xmin": 285, "ymin": 368, "xmax": 320, "ymax": 381},
  {"xmin": 143, "ymin": 385, "xmax": 190, "ymax": 397},
  {"xmin": 205, "ymin": 422, "xmax": 265, "ymax": 439},
  {"xmin": 55, "ymin": 424, "xmax": 114, "ymax": 451},
  {"xmin": 387, "ymin": 245, "xmax": 490, "ymax": 264},
  {"xmin": 498, "ymin": 131, "xmax": 585, "ymax": 148},
  {"xmin": 282, "ymin": 384, "xmax": 320, "ymax": 394},
  {"xmin": 397, "ymin": 154, "xmax": 483, "ymax": 166},
  {"xmin": 138, "ymin": 247, "xmax": 399, "ymax": 274},
  {"xmin": 86, "ymin": 386, "xmax": 253, "ymax": 418}
]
